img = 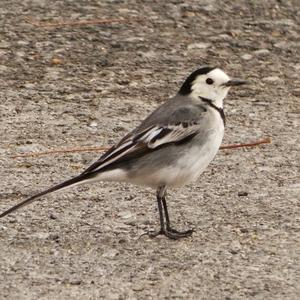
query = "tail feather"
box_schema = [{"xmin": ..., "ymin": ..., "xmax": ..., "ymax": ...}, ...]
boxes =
[{"xmin": 0, "ymin": 173, "xmax": 92, "ymax": 218}]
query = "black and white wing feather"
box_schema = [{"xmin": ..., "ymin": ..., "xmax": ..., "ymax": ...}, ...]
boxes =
[
  {"xmin": 82, "ymin": 98, "xmax": 208, "ymax": 175},
  {"xmin": 82, "ymin": 121, "xmax": 202, "ymax": 175}
]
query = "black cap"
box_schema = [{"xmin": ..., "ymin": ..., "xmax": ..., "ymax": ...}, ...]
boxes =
[{"xmin": 178, "ymin": 66, "xmax": 216, "ymax": 95}]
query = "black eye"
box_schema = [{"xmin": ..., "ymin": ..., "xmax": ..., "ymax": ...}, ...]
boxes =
[{"xmin": 206, "ymin": 78, "xmax": 214, "ymax": 85}]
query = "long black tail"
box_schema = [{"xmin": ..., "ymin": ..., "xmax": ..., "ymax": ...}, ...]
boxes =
[{"xmin": 0, "ymin": 173, "xmax": 92, "ymax": 218}]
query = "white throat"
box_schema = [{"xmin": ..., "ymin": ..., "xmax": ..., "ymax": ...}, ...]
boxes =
[{"xmin": 189, "ymin": 68, "xmax": 231, "ymax": 109}]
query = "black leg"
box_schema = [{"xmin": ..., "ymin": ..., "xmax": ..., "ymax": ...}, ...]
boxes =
[
  {"xmin": 157, "ymin": 194, "xmax": 165, "ymax": 232},
  {"xmin": 146, "ymin": 186, "xmax": 194, "ymax": 240},
  {"xmin": 161, "ymin": 196, "xmax": 170, "ymax": 228},
  {"xmin": 146, "ymin": 190, "xmax": 165, "ymax": 238},
  {"xmin": 161, "ymin": 195, "xmax": 194, "ymax": 237}
]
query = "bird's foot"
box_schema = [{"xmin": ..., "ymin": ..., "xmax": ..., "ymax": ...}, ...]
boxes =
[
  {"xmin": 166, "ymin": 227, "xmax": 194, "ymax": 237},
  {"xmin": 143, "ymin": 227, "xmax": 194, "ymax": 240}
]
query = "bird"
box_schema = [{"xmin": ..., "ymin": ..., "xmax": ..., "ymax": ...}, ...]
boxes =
[{"xmin": 0, "ymin": 66, "xmax": 246, "ymax": 239}]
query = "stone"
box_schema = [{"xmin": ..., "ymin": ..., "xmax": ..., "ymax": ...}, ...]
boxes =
[
  {"xmin": 230, "ymin": 240, "xmax": 242, "ymax": 254},
  {"xmin": 188, "ymin": 42, "xmax": 211, "ymax": 50},
  {"xmin": 254, "ymin": 49, "xmax": 270, "ymax": 56},
  {"xmin": 102, "ymin": 249, "xmax": 119, "ymax": 258},
  {"xmin": 241, "ymin": 54, "xmax": 253, "ymax": 60},
  {"xmin": 262, "ymin": 76, "xmax": 281, "ymax": 83},
  {"xmin": 291, "ymin": 89, "xmax": 300, "ymax": 97}
]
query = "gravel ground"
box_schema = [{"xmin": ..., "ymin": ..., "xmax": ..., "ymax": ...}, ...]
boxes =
[{"xmin": 0, "ymin": 0, "xmax": 299, "ymax": 299}]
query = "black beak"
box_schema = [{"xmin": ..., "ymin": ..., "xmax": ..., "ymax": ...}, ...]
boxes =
[{"xmin": 223, "ymin": 78, "xmax": 247, "ymax": 87}]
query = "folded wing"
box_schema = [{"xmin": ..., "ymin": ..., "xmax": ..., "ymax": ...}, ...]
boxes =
[{"xmin": 82, "ymin": 121, "xmax": 201, "ymax": 175}]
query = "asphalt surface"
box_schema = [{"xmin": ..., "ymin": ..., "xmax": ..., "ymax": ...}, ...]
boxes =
[{"xmin": 0, "ymin": 0, "xmax": 299, "ymax": 299}]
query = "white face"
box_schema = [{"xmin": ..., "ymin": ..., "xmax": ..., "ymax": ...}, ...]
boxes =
[{"xmin": 190, "ymin": 68, "xmax": 231, "ymax": 108}]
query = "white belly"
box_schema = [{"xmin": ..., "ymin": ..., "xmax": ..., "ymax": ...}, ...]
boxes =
[
  {"xmin": 167, "ymin": 126, "xmax": 224, "ymax": 187},
  {"xmin": 128, "ymin": 117, "xmax": 224, "ymax": 188},
  {"xmin": 176, "ymin": 130, "xmax": 223, "ymax": 184}
]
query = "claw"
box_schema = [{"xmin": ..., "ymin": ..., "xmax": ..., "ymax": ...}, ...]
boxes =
[
  {"xmin": 141, "ymin": 228, "xmax": 194, "ymax": 240},
  {"xmin": 166, "ymin": 227, "xmax": 194, "ymax": 236}
]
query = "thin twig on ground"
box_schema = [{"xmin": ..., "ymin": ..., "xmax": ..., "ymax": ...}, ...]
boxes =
[
  {"xmin": 219, "ymin": 137, "xmax": 271, "ymax": 150},
  {"xmin": 10, "ymin": 138, "xmax": 271, "ymax": 159}
]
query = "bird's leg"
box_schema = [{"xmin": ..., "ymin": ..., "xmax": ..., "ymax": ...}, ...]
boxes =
[
  {"xmin": 147, "ymin": 186, "xmax": 193, "ymax": 239},
  {"xmin": 161, "ymin": 195, "xmax": 194, "ymax": 237},
  {"xmin": 146, "ymin": 191, "xmax": 165, "ymax": 238}
]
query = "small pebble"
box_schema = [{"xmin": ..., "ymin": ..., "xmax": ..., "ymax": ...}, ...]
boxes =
[
  {"xmin": 17, "ymin": 40, "xmax": 29, "ymax": 46},
  {"xmin": 187, "ymin": 42, "xmax": 211, "ymax": 50},
  {"xmin": 274, "ymin": 41, "xmax": 288, "ymax": 49},
  {"xmin": 102, "ymin": 249, "xmax": 119, "ymax": 258},
  {"xmin": 49, "ymin": 234, "xmax": 59, "ymax": 241},
  {"xmin": 49, "ymin": 213, "xmax": 57, "ymax": 220},
  {"xmin": 238, "ymin": 191, "xmax": 248, "ymax": 197},
  {"xmin": 182, "ymin": 11, "xmax": 195, "ymax": 18},
  {"xmin": 15, "ymin": 51, "xmax": 26, "ymax": 57},
  {"xmin": 202, "ymin": 4, "xmax": 216, "ymax": 12},
  {"xmin": 291, "ymin": 89, "xmax": 300, "ymax": 97},
  {"xmin": 293, "ymin": 64, "xmax": 300, "ymax": 70},
  {"xmin": 254, "ymin": 49, "xmax": 270, "ymax": 56},
  {"xmin": 262, "ymin": 76, "xmax": 281, "ymax": 83},
  {"xmin": 89, "ymin": 121, "xmax": 98, "ymax": 128},
  {"xmin": 118, "ymin": 211, "xmax": 133, "ymax": 219},
  {"xmin": 218, "ymin": 34, "xmax": 231, "ymax": 40},
  {"xmin": 123, "ymin": 37, "xmax": 144, "ymax": 43},
  {"xmin": 69, "ymin": 277, "xmax": 82, "ymax": 285},
  {"xmin": 241, "ymin": 54, "xmax": 253, "ymax": 60},
  {"xmin": 24, "ymin": 83, "xmax": 35, "ymax": 89},
  {"xmin": 230, "ymin": 240, "xmax": 242, "ymax": 254},
  {"xmin": 132, "ymin": 285, "xmax": 144, "ymax": 291},
  {"xmin": 51, "ymin": 58, "xmax": 63, "ymax": 65}
]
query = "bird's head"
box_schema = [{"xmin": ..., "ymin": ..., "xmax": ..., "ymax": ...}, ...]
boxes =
[{"xmin": 178, "ymin": 66, "xmax": 247, "ymax": 108}]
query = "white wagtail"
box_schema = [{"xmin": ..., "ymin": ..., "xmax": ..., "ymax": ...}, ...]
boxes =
[{"xmin": 0, "ymin": 66, "xmax": 246, "ymax": 239}]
